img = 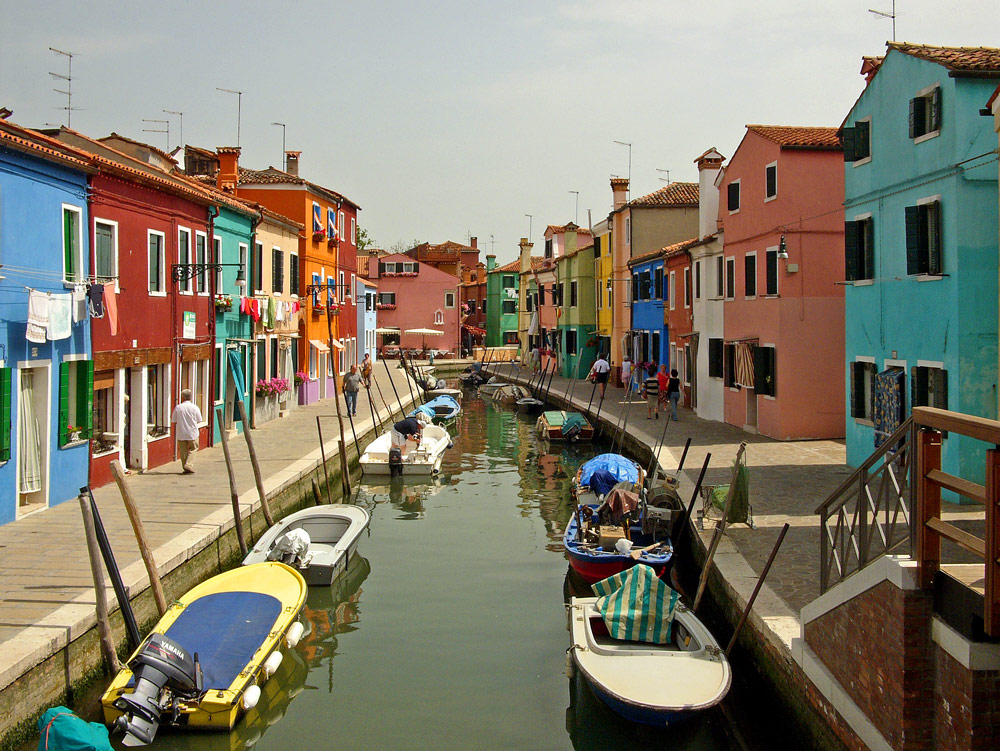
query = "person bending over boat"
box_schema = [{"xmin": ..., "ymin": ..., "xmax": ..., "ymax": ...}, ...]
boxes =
[{"xmin": 391, "ymin": 416, "xmax": 423, "ymax": 457}]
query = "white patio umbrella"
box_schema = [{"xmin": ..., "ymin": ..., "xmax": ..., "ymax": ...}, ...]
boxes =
[{"xmin": 404, "ymin": 327, "xmax": 444, "ymax": 351}]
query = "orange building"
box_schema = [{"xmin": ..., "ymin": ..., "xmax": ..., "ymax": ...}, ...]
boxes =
[{"xmin": 225, "ymin": 151, "xmax": 361, "ymax": 405}]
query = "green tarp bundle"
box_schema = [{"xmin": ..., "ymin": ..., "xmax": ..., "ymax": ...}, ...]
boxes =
[
  {"xmin": 37, "ymin": 706, "xmax": 112, "ymax": 751},
  {"xmin": 592, "ymin": 565, "xmax": 681, "ymax": 645}
]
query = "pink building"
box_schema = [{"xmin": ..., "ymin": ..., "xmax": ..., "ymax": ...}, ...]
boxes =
[
  {"xmin": 372, "ymin": 253, "xmax": 461, "ymax": 355},
  {"xmin": 717, "ymin": 125, "xmax": 845, "ymax": 439}
]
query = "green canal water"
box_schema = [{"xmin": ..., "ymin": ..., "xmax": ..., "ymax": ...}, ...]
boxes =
[{"xmin": 74, "ymin": 392, "xmax": 792, "ymax": 751}]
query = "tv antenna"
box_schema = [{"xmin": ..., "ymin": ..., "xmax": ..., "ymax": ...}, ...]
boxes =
[
  {"xmin": 163, "ymin": 110, "xmax": 184, "ymax": 147},
  {"xmin": 869, "ymin": 1, "xmax": 896, "ymax": 42},
  {"xmin": 569, "ymin": 190, "xmax": 580, "ymax": 224},
  {"xmin": 614, "ymin": 140, "xmax": 632, "ymax": 197},
  {"xmin": 142, "ymin": 118, "xmax": 169, "ymax": 149},
  {"xmin": 49, "ymin": 47, "xmax": 80, "ymax": 127},
  {"xmin": 656, "ymin": 169, "xmax": 671, "ymax": 184},
  {"xmin": 216, "ymin": 87, "xmax": 243, "ymax": 146}
]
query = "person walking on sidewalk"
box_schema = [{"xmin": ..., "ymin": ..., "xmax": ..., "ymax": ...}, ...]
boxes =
[
  {"xmin": 361, "ymin": 353, "xmax": 373, "ymax": 387},
  {"xmin": 171, "ymin": 389, "xmax": 203, "ymax": 474},
  {"xmin": 642, "ymin": 364, "xmax": 660, "ymax": 419},
  {"xmin": 621, "ymin": 354, "xmax": 633, "ymax": 392},
  {"xmin": 343, "ymin": 365, "xmax": 363, "ymax": 416},
  {"xmin": 589, "ymin": 353, "xmax": 611, "ymax": 398},
  {"xmin": 666, "ymin": 367, "xmax": 682, "ymax": 421}
]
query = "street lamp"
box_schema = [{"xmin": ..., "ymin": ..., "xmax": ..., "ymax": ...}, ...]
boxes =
[{"xmin": 172, "ymin": 262, "xmax": 245, "ymax": 284}]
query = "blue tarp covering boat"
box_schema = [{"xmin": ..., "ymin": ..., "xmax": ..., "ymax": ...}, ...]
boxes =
[
  {"xmin": 578, "ymin": 454, "xmax": 640, "ymax": 488},
  {"xmin": 408, "ymin": 395, "xmax": 461, "ymax": 424}
]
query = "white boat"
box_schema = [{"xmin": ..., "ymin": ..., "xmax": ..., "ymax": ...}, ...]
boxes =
[
  {"xmin": 359, "ymin": 423, "xmax": 452, "ymax": 476},
  {"xmin": 243, "ymin": 505, "xmax": 371, "ymax": 586},
  {"xmin": 567, "ymin": 596, "xmax": 731, "ymax": 726},
  {"xmin": 478, "ymin": 376, "xmax": 506, "ymax": 396},
  {"xmin": 425, "ymin": 386, "xmax": 462, "ymax": 402}
]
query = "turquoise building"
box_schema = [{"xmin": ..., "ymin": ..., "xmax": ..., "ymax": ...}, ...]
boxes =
[
  {"xmin": 486, "ymin": 257, "xmax": 520, "ymax": 348},
  {"xmin": 841, "ymin": 43, "xmax": 1000, "ymax": 485}
]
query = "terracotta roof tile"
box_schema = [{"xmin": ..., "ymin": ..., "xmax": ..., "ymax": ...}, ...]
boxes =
[
  {"xmin": 238, "ymin": 166, "xmax": 359, "ymax": 210},
  {"xmin": 0, "ymin": 119, "xmax": 94, "ymax": 172},
  {"xmin": 626, "ymin": 182, "xmax": 699, "ymax": 208},
  {"xmin": 746, "ymin": 125, "xmax": 842, "ymax": 150},
  {"xmin": 662, "ymin": 236, "xmax": 702, "ymax": 259},
  {"xmin": 888, "ymin": 42, "xmax": 1000, "ymax": 72},
  {"xmin": 491, "ymin": 259, "xmax": 521, "ymax": 273}
]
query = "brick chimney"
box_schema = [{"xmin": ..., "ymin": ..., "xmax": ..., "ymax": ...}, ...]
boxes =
[
  {"xmin": 611, "ymin": 178, "xmax": 629, "ymax": 210},
  {"xmin": 694, "ymin": 148, "xmax": 724, "ymax": 240},
  {"xmin": 216, "ymin": 146, "xmax": 241, "ymax": 191},
  {"xmin": 519, "ymin": 238, "xmax": 533, "ymax": 274},
  {"xmin": 285, "ymin": 151, "xmax": 301, "ymax": 177},
  {"xmin": 470, "ymin": 236, "xmax": 477, "ymax": 249}
]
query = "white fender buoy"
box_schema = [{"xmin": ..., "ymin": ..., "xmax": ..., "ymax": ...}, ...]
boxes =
[
  {"xmin": 263, "ymin": 650, "xmax": 283, "ymax": 678},
  {"xmin": 242, "ymin": 684, "xmax": 261, "ymax": 710},
  {"xmin": 285, "ymin": 621, "xmax": 304, "ymax": 649}
]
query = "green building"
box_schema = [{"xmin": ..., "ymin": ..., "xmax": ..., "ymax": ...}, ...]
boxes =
[
  {"xmin": 486, "ymin": 256, "xmax": 521, "ymax": 348},
  {"xmin": 556, "ymin": 238, "xmax": 598, "ymax": 379}
]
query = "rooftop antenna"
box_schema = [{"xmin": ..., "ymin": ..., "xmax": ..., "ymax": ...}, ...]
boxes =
[
  {"xmin": 142, "ymin": 118, "xmax": 169, "ymax": 149},
  {"xmin": 569, "ymin": 190, "xmax": 579, "ymax": 224},
  {"xmin": 49, "ymin": 47, "xmax": 80, "ymax": 127},
  {"xmin": 216, "ymin": 87, "xmax": 243, "ymax": 146},
  {"xmin": 163, "ymin": 109, "xmax": 184, "ymax": 146},
  {"xmin": 490, "ymin": 234, "xmax": 495, "ymax": 253},
  {"xmin": 656, "ymin": 168, "xmax": 671, "ymax": 184},
  {"xmin": 869, "ymin": 0, "xmax": 896, "ymax": 42},
  {"xmin": 614, "ymin": 140, "xmax": 632, "ymax": 197},
  {"xmin": 271, "ymin": 122, "xmax": 286, "ymax": 170},
  {"xmin": 524, "ymin": 214, "xmax": 533, "ymax": 241}
]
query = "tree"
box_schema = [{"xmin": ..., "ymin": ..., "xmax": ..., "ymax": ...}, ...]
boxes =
[
  {"xmin": 388, "ymin": 238, "xmax": 423, "ymax": 254},
  {"xmin": 356, "ymin": 225, "xmax": 374, "ymax": 253}
]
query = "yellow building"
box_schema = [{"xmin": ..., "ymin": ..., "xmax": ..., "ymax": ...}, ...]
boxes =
[{"xmin": 592, "ymin": 217, "xmax": 612, "ymax": 358}]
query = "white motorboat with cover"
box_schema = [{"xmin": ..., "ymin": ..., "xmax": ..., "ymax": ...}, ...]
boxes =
[
  {"xmin": 243, "ymin": 505, "xmax": 370, "ymax": 586},
  {"xmin": 359, "ymin": 422, "xmax": 452, "ymax": 476}
]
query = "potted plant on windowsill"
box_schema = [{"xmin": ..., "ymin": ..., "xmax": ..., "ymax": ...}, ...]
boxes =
[
  {"xmin": 67, "ymin": 424, "xmax": 83, "ymax": 443},
  {"xmin": 312, "ymin": 228, "xmax": 327, "ymax": 242}
]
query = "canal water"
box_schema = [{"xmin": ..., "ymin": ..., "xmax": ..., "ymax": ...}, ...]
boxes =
[{"xmin": 73, "ymin": 392, "xmax": 786, "ymax": 751}]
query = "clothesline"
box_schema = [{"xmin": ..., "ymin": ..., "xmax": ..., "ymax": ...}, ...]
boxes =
[{"xmin": 2, "ymin": 263, "xmax": 118, "ymax": 283}]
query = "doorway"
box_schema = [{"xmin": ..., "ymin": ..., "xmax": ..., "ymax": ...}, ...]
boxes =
[
  {"xmin": 17, "ymin": 366, "xmax": 49, "ymax": 517},
  {"xmin": 745, "ymin": 388, "xmax": 758, "ymax": 434}
]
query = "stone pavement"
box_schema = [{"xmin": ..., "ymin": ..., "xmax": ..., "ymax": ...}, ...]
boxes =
[{"xmin": 0, "ymin": 362, "xmax": 424, "ymax": 720}]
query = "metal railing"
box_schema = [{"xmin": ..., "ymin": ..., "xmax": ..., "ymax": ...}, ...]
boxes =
[{"xmin": 816, "ymin": 418, "xmax": 914, "ymax": 593}]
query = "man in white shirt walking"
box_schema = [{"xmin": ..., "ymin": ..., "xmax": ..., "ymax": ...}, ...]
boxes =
[
  {"xmin": 172, "ymin": 389, "xmax": 203, "ymax": 474},
  {"xmin": 588, "ymin": 353, "xmax": 611, "ymax": 398}
]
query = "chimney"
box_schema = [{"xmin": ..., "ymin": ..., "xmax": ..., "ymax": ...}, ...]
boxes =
[
  {"xmin": 486, "ymin": 254, "xmax": 497, "ymax": 272},
  {"xmin": 611, "ymin": 178, "xmax": 629, "ymax": 210},
  {"xmin": 694, "ymin": 148, "xmax": 724, "ymax": 240},
  {"xmin": 285, "ymin": 150, "xmax": 301, "ymax": 177},
  {"xmin": 216, "ymin": 146, "xmax": 241, "ymax": 191},
  {"xmin": 519, "ymin": 238, "xmax": 533, "ymax": 274},
  {"xmin": 470, "ymin": 236, "xmax": 477, "ymax": 249}
]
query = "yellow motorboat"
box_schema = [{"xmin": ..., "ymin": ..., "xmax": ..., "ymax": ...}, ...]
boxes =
[{"xmin": 101, "ymin": 562, "xmax": 307, "ymax": 746}]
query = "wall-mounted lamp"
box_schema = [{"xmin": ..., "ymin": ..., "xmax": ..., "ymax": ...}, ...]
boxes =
[{"xmin": 777, "ymin": 234, "xmax": 789, "ymax": 260}]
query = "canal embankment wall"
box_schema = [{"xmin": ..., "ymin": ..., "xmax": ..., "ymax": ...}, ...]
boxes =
[{"xmin": 0, "ymin": 364, "xmax": 427, "ymax": 750}]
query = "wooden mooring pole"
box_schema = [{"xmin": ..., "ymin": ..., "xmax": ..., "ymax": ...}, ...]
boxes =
[
  {"xmin": 109, "ymin": 460, "xmax": 167, "ymax": 617},
  {"xmin": 316, "ymin": 415, "xmax": 333, "ymax": 504},
  {"xmin": 725, "ymin": 523, "xmax": 790, "ymax": 656},
  {"xmin": 215, "ymin": 406, "xmax": 248, "ymax": 556},
  {"xmin": 78, "ymin": 493, "xmax": 120, "ymax": 673},
  {"xmin": 236, "ymin": 399, "xmax": 275, "ymax": 528}
]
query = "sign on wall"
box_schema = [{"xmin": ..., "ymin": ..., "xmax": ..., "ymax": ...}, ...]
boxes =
[{"xmin": 183, "ymin": 311, "xmax": 196, "ymax": 339}]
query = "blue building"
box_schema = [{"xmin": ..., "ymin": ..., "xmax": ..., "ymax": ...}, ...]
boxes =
[
  {"xmin": 357, "ymin": 276, "xmax": 377, "ymax": 364},
  {"xmin": 0, "ymin": 119, "xmax": 94, "ymax": 523},
  {"xmin": 627, "ymin": 249, "xmax": 668, "ymax": 373},
  {"xmin": 841, "ymin": 43, "xmax": 1000, "ymax": 485}
]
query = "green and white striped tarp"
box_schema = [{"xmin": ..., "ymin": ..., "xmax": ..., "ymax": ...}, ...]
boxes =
[{"xmin": 592, "ymin": 565, "xmax": 680, "ymax": 644}]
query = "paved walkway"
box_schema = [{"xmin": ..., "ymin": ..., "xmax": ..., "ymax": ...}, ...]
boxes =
[
  {"xmin": 487, "ymin": 361, "xmax": 853, "ymax": 613},
  {"xmin": 0, "ymin": 363, "xmax": 424, "ymax": 710}
]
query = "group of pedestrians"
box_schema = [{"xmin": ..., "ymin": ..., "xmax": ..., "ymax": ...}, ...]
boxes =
[{"xmin": 586, "ymin": 353, "xmax": 682, "ymax": 421}]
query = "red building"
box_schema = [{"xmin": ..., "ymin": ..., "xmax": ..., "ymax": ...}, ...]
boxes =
[
  {"xmin": 48, "ymin": 129, "xmax": 222, "ymax": 486},
  {"xmin": 662, "ymin": 238, "xmax": 699, "ymax": 407}
]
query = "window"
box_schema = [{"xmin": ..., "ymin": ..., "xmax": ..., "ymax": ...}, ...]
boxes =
[
  {"xmin": 312, "ymin": 272, "xmax": 321, "ymax": 307},
  {"xmin": 254, "ymin": 242, "xmax": 264, "ymax": 293},
  {"xmin": 625, "ymin": 217, "xmax": 631, "ymax": 246},
  {"xmin": 694, "ymin": 261, "xmax": 701, "ymax": 300},
  {"xmin": 640, "ymin": 272, "xmax": 651, "ymax": 300},
  {"xmin": 325, "ymin": 206, "xmax": 335, "ymax": 238},
  {"xmin": 339, "ymin": 271, "xmax": 345, "ymax": 302},
  {"xmin": 434, "ymin": 310, "xmax": 444, "ymax": 325},
  {"xmin": 177, "ymin": 227, "xmax": 192, "ymax": 294},
  {"xmin": 745, "ymin": 253, "xmax": 757, "ymax": 298},
  {"xmin": 654, "ymin": 268, "xmax": 663, "ymax": 300},
  {"xmin": 0, "ymin": 366, "xmax": 11, "ymax": 461},
  {"xmin": 912, "ymin": 364, "xmax": 947, "ymax": 410},
  {"xmin": 502, "ymin": 300, "xmax": 516, "ymax": 315},
  {"xmin": 271, "ymin": 249, "xmax": 284, "ymax": 295},
  {"xmin": 445, "ymin": 292, "xmax": 456, "ymax": 308},
  {"xmin": 631, "ymin": 273, "xmax": 639, "ymax": 304},
  {"xmin": 684, "ymin": 268, "xmax": 691, "ymax": 308},
  {"xmin": 351, "ymin": 217, "xmax": 356, "ymax": 246},
  {"xmin": 502, "ymin": 274, "xmax": 515, "ymax": 288},
  {"xmin": 525, "ymin": 293, "xmax": 533, "ymax": 313},
  {"xmin": 92, "ymin": 370, "xmax": 116, "ymax": 452},
  {"xmin": 570, "ymin": 280, "xmax": 578, "ymax": 307},
  {"xmin": 195, "ymin": 232, "xmax": 208, "ymax": 294},
  {"xmin": 503, "ymin": 331, "xmax": 519, "ymax": 345},
  {"xmin": 909, "ymin": 86, "xmax": 941, "ymax": 141},
  {"xmin": 708, "ymin": 338, "xmax": 724, "ymax": 378},
  {"xmin": 327, "ymin": 275, "xmax": 336, "ymax": 307},
  {"xmin": 765, "ymin": 163, "xmax": 777, "ymax": 201},
  {"xmin": 669, "ymin": 271, "xmax": 676, "ymax": 310},
  {"xmin": 467, "ymin": 299, "xmax": 476, "ymax": 314},
  {"xmin": 565, "ymin": 329, "xmax": 578, "ymax": 355},
  {"xmin": 723, "ymin": 343, "xmax": 736, "ymax": 387},
  {"xmin": 62, "ymin": 205, "xmax": 83, "ymax": 283},
  {"xmin": 593, "ymin": 235, "xmax": 602, "ymax": 258},
  {"xmin": 148, "ymin": 230, "xmax": 165, "ymax": 294},
  {"xmin": 270, "ymin": 339, "xmax": 278, "ymax": 379},
  {"xmin": 725, "ymin": 258, "xmax": 735, "ymax": 299},
  {"xmin": 716, "ymin": 256, "xmax": 724, "ymax": 298},
  {"xmin": 765, "ymin": 248, "xmax": 779, "ymax": 295},
  {"xmin": 607, "ymin": 278, "xmax": 612, "ymax": 309},
  {"xmin": 845, "ymin": 217, "xmax": 875, "ymax": 282},
  {"xmin": 377, "ymin": 292, "xmax": 396, "ymax": 306},
  {"xmin": 214, "ymin": 345, "xmax": 223, "ymax": 403},
  {"xmin": 213, "ymin": 236, "xmax": 223, "ymax": 291},
  {"xmin": 843, "ymin": 119, "xmax": 871, "ymax": 163},
  {"xmin": 905, "ymin": 200, "xmax": 941, "ymax": 276},
  {"xmin": 544, "ymin": 238, "xmax": 553, "ymax": 259},
  {"xmin": 180, "ymin": 359, "xmax": 209, "ymax": 419},
  {"xmin": 256, "ymin": 339, "xmax": 267, "ymax": 382},
  {"xmin": 309, "ymin": 343, "xmax": 317, "ymax": 379},
  {"xmin": 238, "ymin": 244, "xmax": 248, "ymax": 295},
  {"xmin": 339, "ymin": 211, "xmax": 345, "ymax": 244},
  {"xmin": 94, "ymin": 220, "xmax": 118, "ymax": 287},
  {"xmin": 727, "ymin": 180, "xmax": 740, "ymax": 213},
  {"xmin": 652, "ymin": 331, "xmax": 660, "ymax": 364},
  {"xmin": 849, "ymin": 360, "xmax": 877, "ymax": 420},
  {"xmin": 754, "ymin": 345, "xmax": 776, "ymax": 396},
  {"xmin": 557, "ymin": 283, "xmax": 564, "ymax": 306},
  {"xmin": 58, "ymin": 359, "xmax": 93, "ymax": 446},
  {"xmin": 289, "ymin": 252, "xmax": 299, "ymax": 296},
  {"xmin": 539, "ymin": 285, "xmax": 546, "ymax": 306},
  {"xmin": 684, "ymin": 346, "xmax": 693, "ymax": 386},
  {"xmin": 146, "ymin": 363, "xmax": 169, "ymax": 437}
]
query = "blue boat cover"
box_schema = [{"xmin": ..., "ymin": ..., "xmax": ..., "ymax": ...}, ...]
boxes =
[
  {"xmin": 589, "ymin": 470, "xmax": 620, "ymax": 498},
  {"xmin": 579, "ymin": 453, "xmax": 639, "ymax": 488},
  {"xmin": 227, "ymin": 349, "xmax": 249, "ymax": 421},
  {"xmin": 37, "ymin": 706, "xmax": 112, "ymax": 751},
  {"xmin": 409, "ymin": 395, "xmax": 460, "ymax": 420},
  {"xmin": 164, "ymin": 591, "xmax": 281, "ymax": 689},
  {"xmin": 592, "ymin": 565, "xmax": 681, "ymax": 644}
]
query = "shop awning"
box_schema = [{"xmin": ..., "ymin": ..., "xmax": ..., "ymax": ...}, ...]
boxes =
[
  {"xmin": 309, "ymin": 339, "xmax": 329, "ymax": 352},
  {"xmin": 462, "ymin": 324, "xmax": 487, "ymax": 336},
  {"xmin": 330, "ymin": 339, "xmax": 345, "ymax": 350}
]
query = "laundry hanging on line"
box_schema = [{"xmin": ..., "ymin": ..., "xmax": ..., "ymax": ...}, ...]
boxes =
[
  {"xmin": 26, "ymin": 290, "xmax": 48, "ymax": 344},
  {"xmin": 47, "ymin": 293, "xmax": 72, "ymax": 341}
]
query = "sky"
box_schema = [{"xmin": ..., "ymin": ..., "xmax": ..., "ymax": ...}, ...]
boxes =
[{"xmin": 2, "ymin": 1, "xmax": 998, "ymax": 265}]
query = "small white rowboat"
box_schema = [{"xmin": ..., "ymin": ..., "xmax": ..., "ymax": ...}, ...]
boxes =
[{"xmin": 359, "ymin": 424, "xmax": 451, "ymax": 476}]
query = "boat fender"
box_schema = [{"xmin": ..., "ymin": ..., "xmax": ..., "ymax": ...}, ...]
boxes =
[
  {"xmin": 285, "ymin": 621, "xmax": 305, "ymax": 649},
  {"xmin": 242, "ymin": 685, "xmax": 261, "ymax": 711},
  {"xmin": 263, "ymin": 650, "xmax": 283, "ymax": 678}
]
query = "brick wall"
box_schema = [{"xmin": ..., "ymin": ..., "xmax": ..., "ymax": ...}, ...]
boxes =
[
  {"xmin": 935, "ymin": 645, "xmax": 1000, "ymax": 751},
  {"xmin": 804, "ymin": 580, "xmax": 935, "ymax": 751}
]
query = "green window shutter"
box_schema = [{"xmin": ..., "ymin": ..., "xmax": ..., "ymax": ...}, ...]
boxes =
[
  {"xmin": 842, "ymin": 127, "xmax": 856, "ymax": 162},
  {"xmin": 904, "ymin": 206, "xmax": 921, "ymax": 275},
  {"xmin": 844, "ymin": 220, "xmax": 859, "ymax": 281},
  {"xmin": 909, "ymin": 97, "xmax": 924, "ymax": 139},
  {"xmin": 930, "ymin": 87, "xmax": 942, "ymax": 132},
  {"xmin": 63, "ymin": 210, "xmax": 74, "ymax": 280},
  {"xmin": 927, "ymin": 201, "xmax": 942, "ymax": 274},
  {"xmin": 58, "ymin": 362, "xmax": 70, "ymax": 446},
  {"xmin": 849, "ymin": 362, "xmax": 859, "ymax": 418},
  {"xmin": 78, "ymin": 360, "xmax": 94, "ymax": 438},
  {"xmin": 864, "ymin": 219, "xmax": 875, "ymax": 281},
  {"xmin": 934, "ymin": 369, "xmax": 948, "ymax": 410},
  {"xmin": 0, "ymin": 367, "xmax": 11, "ymax": 461},
  {"xmin": 856, "ymin": 121, "xmax": 871, "ymax": 159}
]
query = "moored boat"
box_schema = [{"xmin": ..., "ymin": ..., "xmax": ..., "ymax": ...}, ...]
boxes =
[
  {"xmin": 572, "ymin": 453, "xmax": 644, "ymax": 505},
  {"xmin": 359, "ymin": 423, "xmax": 452, "ymax": 475},
  {"xmin": 492, "ymin": 383, "xmax": 529, "ymax": 406},
  {"xmin": 242, "ymin": 505, "xmax": 370, "ymax": 586},
  {"xmin": 102, "ymin": 563, "xmax": 307, "ymax": 746},
  {"xmin": 478, "ymin": 376, "xmax": 506, "ymax": 396},
  {"xmin": 408, "ymin": 394, "xmax": 462, "ymax": 425},
  {"xmin": 516, "ymin": 396, "xmax": 545, "ymax": 413},
  {"xmin": 567, "ymin": 566, "xmax": 731, "ymax": 726},
  {"xmin": 536, "ymin": 411, "xmax": 594, "ymax": 442}
]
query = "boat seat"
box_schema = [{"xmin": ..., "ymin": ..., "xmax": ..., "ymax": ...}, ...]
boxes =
[{"xmin": 304, "ymin": 542, "xmax": 336, "ymax": 558}]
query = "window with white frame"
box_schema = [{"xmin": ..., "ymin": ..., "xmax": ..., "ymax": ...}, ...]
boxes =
[
  {"xmin": 146, "ymin": 363, "xmax": 170, "ymax": 437},
  {"xmin": 745, "ymin": 252, "xmax": 757, "ymax": 298},
  {"xmin": 727, "ymin": 180, "xmax": 740, "ymax": 213},
  {"xmin": 195, "ymin": 232, "xmax": 208, "ymax": 294},
  {"xmin": 213, "ymin": 236, "xmax": 223, "ymax": 291},
  {"xmin": 669, "ymin": 271, "xmax": 676, "ymax": 310},
  {"xmin": 716, "ymin": 256, "xmax": 724, "ymax": 298},
  {"xmin": 684, "ymin": 267, "xmax": 691, "ymax": 308},
  {"xmin": 849, "ymin": 359, "xmax": 877, "ymax": 421},
  {"xmin": 378, "ymin": 292, "xmax": 396, "ymax": 306},
  {"xmin": 94, "ymin": 219, "xmax": 118, "ymax": 288},
  {"xmin": 625, "ymin": 216, "xmax": 631, "ymax": 246},
  {"xmin": 148, "ymin": 230, "xmax": 165, "ymax": 294},
  {"xmin": 725, "ymin": 257, "xmax": 735, "ymax": 299},
  {"xmin": 58, "ymin": 358, "xmax": 94, "ymax": 446},
  {"xmin": 289, "ymin": 251, "xmax": 299, "ymax": 296},
  {"xmin": 62, "ymin": 205, "xmax": 83, "ymax": 283},
  {"xmin": 765, "ymin": 162, "xmax": 777, "ymax": 201},
  {"xmin": 180, "ymin": 359, "xmax": 209, "ymax": 421},
  {"xmin": 214, "ymin": 344, "xmax": 223, "ymax": 403},
  {"xmin": 765, "ymin": 247, "xmax": 779, "ymax": 295},
  {"xmin": 351, "ymin": 217, "xmax": 356, "ymax": 246},
  {"xmin": 694, "ymin": 261, "xmax": 701, "ymax": 300},
  {"xmin": 254, "ymin": 242, "xmax": 264, "ymax": 294},
  {"xmin": 339, "ymin": 271, "xmax": 345, "ymax": 302},
  {"xmin": 339, "ymin": 211, "xmax": 345, "ymax": 244},
  {"xmin": 905, "ymin": 198, "xmax": 942, "ymax": 276},
  {"xmin": 238, "ymin": 243, "xmax": 248, "ymax": 295},
  {"xmin": 912, "ymin": 363, "xmax": 948, "ymax": 410},
  {"xmin": 445, "ymin": 291, "xmax": 456, "ymax": 308},
  {"xmin": 845, "ymin": 214, "xmax": 875, "ymax": 282},
  {"xmin": 434, "ymin": 310, "xmax": 444, "ymax": 325},
  {"xmin": 92, "ymin": 368, "xmax": 117, "ymax": 452},
  {"xmin": 272, "ymin": 248, "xmax": 284, "ymax": 295},
  {"xmin": 178, "ymin": 227, "xmax": 192, "ymax": 294},
  {"xmin": 843, "ymin": 118, "xmax": 872, "ymax": 163},
  {"xmin": 909, "ymin": 85, "xmax": 941, "ymax": 141}
]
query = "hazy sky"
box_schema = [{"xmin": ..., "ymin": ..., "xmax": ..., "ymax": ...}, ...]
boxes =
[{"xmin": 2, "ymin": 1, "xmax": 998, "ymax": 264}]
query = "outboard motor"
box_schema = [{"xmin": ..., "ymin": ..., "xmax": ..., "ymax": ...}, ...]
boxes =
[
  {"xmin": 113, "ymin": 633, "xmax": 201, "ymax": 746},
  {"xmin": 388, "ymin": 447, "xmax": 403, "ymax": 478},
  {"xmin": 563, "ymin": 423, "xmax": 582, "ymax": 442}
]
